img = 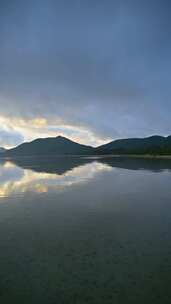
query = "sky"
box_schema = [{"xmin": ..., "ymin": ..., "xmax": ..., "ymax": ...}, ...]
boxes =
[{"xmin": 0, "ymin": 0, "xmax": 171, "ymax": 148}]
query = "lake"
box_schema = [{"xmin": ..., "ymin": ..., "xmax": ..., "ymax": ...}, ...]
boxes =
[{"xmin": 0, "ymin": 156, "xmax": 171, "ymax": 303}]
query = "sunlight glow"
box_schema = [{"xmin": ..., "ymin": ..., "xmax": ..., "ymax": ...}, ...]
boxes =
[
  {"xmin": 0, "ymin": 161, "xmax": 112, "ymax": 198},
  {"xmin": 0, "ymin": 115, "xmax": 110, "ymax": 148}
]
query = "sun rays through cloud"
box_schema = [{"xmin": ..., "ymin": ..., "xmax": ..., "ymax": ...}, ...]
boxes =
[{"xmin": 0, "ymin": 115, "xmax": 110, "ymax": 148}]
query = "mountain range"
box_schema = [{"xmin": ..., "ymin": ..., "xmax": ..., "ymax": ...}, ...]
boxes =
[
  {"xmin": 2, "ymin": 135, "xmax": 171, "ymax": 157},
  {"xmin": 96, "ymin": 135, "xmax": 171, "ymax": 155},
  {"xmin": 5, "ymin": 136, "xmax": 93, "ymax": 156}
]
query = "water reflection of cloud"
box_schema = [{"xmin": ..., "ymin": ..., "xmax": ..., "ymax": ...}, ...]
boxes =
[
  {"xmin": 0, "ymin": 161, "xmax": 111, "ymax": 198},
  {"xmin": 0, "ymin": 161, "xmax": 24, "ymax": 184}
]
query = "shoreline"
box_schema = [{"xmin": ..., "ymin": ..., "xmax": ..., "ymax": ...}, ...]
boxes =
[
  {"xmin": 1, "ymin": 154, "xmax": 171, "ymax": 160},
  {"xmin": 84, "ymin": 154, "xmax": 171, "ymax": 160}
]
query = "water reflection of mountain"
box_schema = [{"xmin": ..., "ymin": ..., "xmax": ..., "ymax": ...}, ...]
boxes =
[
  {"xmin": 0, "ymin": 158, "xmax": 111, "ymax": 197},
  {"xmin": 2, "ymin": 156, "xmax": 171, "ymax": 175},
  {"xmin": 0, "ymin": 156, "xmax": 171, "ymax": 198},
  {"xmin": 97, "ymin": 156, "xmax": 171, "ymax": 172},
  {"xmin": 7, "ymin": 156, "xmax": 95, "ymax": 175}
]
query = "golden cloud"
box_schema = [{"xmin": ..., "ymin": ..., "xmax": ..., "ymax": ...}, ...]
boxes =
[{"xmin": 0, "ymin": 115, "xmax": 111, "ymax": 148}]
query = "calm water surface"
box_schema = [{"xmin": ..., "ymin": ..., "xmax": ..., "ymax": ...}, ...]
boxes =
[{"xmin": 0, "ymin": 157, "xmax": 171, "ymax": 303}]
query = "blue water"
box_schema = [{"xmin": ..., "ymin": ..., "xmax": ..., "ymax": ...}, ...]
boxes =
[{"xmin": 0, "ymin": 157, "xmax": 171, "ymax": 303}]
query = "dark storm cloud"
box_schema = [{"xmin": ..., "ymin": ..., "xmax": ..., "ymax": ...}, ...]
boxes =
[{"xmin": 0, "ymin": 0, "xmax": 171, "ymax": 145}]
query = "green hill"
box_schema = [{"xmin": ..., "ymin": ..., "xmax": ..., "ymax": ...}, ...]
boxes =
[
  {"xmin": 6, "ymin": 136, "xmax": 94, "ymax": 156},
  {"xmin": 96, "ymin": 135, "xmax": 171, "ymax": 155},
  {"xmin": 4, "ymin": 135, "xmax": 171, "ymax": 157}
]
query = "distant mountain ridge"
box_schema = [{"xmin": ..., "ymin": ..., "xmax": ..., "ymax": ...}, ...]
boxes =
[
  {"xmin": 5, "ymin": 136, "xmax": 94, "ymax": 156},
  {"xmin": 96, "ymin": 135, "xmax": 171, "ymax": 155},
  {"xmin": 3, "ymin": 135, "xmax": 171, "ymax": 157}
]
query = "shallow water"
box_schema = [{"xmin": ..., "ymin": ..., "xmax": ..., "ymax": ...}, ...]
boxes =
[{"xmin": 0, "ymin": 156, "xmax": 171, "ymax": 303}]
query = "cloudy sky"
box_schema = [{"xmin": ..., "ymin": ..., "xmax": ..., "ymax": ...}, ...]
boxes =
[{"xmin": 0, "ymin": 0, "xmax": 171, "ymax": 148}]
